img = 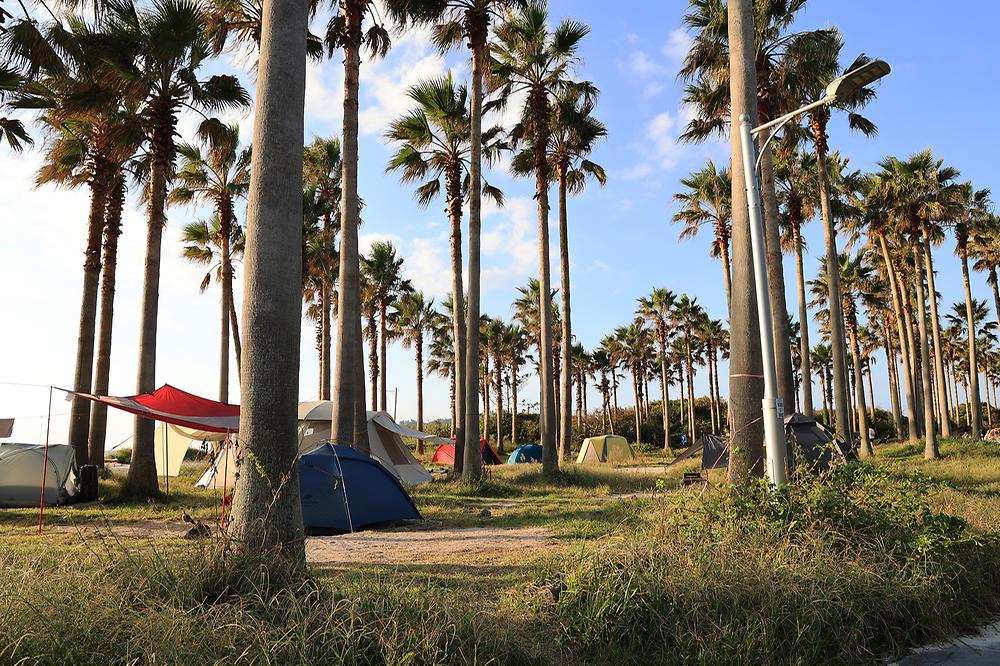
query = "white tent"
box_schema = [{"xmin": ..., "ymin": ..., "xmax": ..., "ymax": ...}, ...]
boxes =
[
  {"xmin": 0, "ymin": 443, "xmax": 78, "ymax": 507},
  {"xmin": 153, "ymin": 423, "xmax": 220, "ymax": 478},
  {"xmin": 297, "ymin": 402, "xmax": 434, "ymax": 485},
  {"xmin": 195, "ymin": 436, "xmax": 238, "ymax": 490}
]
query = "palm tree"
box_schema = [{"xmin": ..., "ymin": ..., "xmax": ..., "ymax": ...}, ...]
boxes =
[
  {"xmin": 101, "ymin": 0, "xmax": 250, "ymax": 497},
  {"xmin": 428, "ymin": 310, "xmax": 457, "ymax": 436},
  {"xmin": 385, "ymin": 72, "xmax": 502, "ymax": 477},
  {"xmin": 302, "ymin": 136, "xmax": 342, "ymax": 400},
  {"xmin": 202, "ymin": 0, "xmax": 325, "ymax": 60},
  {"xmin": 672, "ymin": 162, "xmax": 733, "ymax": 308},
  {"xmin": 395, "ymin": 291, "xmax": 437, "ymax": 441},
  {"xmin": 699, "ymin": 317, "xmax": 728, "ymax": 434},
  {"xmin": 170, "ymin": 123, "xmax": 250, "ymax": 402},
  {"xmin": 490, "ymin": 1, "xmax": 591, "ymax": 475},
  {"xmin": 327, "ymin": 0, "xmax": 391, "ymax": 453},
  {"xmin": 637, "ymin": 288, "xmax": 675, "ymax": 449},
  {"xmin": 361, "ymin": 241, "xmax": 412, "ymax": 412},
  {"xmin": 811, "ymin": 343, "xmax": 834, "ymax": 426},
  {"xmin": 670, "ymin": 295, "xmax": 705, "ymax": 444},
  {"xmin": 946, "ymin": 298, "xmax": 997, "ymax": 432},
  {"xmin": 226, "ymin": 0, "xmax": 308, "ymax": 560},
  {"xmin": 511, "ymin": 86, "xmax": 606, "ymax": 463},
  {"xmin": 614, "ymin": 323, "xmax": 653, "ymax": 445},
  {"xmin": 953, "ymin": 184, "xmax": 993, "ymax": 439},
  {"xmin": 970, "ymin": 223, "xmax": 1000, "ymax": 337},
  {"xmin": 504, "ymin": 322, "xmax": 529, "ymax": 446}
]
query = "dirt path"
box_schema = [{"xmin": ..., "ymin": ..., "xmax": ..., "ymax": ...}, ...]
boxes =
[
  {"xmin": 890, "ymin": 623, "xmax": 1000, "ymax": 665},
  {"xmin": 306, "ymin": 526, "xmax": 559, "ymax": 566}
]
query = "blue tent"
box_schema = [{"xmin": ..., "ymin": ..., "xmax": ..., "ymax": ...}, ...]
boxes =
[
  {"xmin": 506, "ymin": 443, "xmax": 543, "ymax": 464},
  {"xmin": 298, "ymin": 444, "xmax": 422, "ymax": 534}
]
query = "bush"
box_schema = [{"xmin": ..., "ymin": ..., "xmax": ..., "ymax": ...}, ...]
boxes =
[
  {"xmin": 110, "ymin": 448, "xmax": 131, "ymax": 464},
  {"xmin": 550, "ymin": 463, "xmax": 1000, "ymax": 665}
]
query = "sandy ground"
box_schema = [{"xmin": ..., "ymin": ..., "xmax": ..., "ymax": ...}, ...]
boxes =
[{"xmin": 305, "ymin": 526, "xmax": 559, "ymax": 566}]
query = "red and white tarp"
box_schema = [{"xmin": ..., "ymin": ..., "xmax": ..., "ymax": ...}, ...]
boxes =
[{"xmin": 72, "ymin": 384, "xmax": 240, "ymax": 433}]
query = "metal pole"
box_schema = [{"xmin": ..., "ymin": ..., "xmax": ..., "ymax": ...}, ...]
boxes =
[
  {"xmin": 37, "ymin": 386, "xmax": 53, "ymax": 533},
  {"xmin": 738, "ymin": 113, "xmax": 787, "ymax": 485}
]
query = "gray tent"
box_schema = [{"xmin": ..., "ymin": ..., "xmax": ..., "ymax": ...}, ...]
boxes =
[
  {"xmin": 0, "ymin": 443, "xmax": 78, "ymax": 507},
  {"xmin": 668, "ymin": 414, "xmax": 853, "ymax": 471}
]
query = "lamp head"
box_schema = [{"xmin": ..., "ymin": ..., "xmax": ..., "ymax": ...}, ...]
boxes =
[{"xmin": 824, "ymin": 59, "xmax": 891, "ymax": 102}]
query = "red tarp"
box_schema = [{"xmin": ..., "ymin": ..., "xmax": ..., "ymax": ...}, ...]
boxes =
[
  {"xmin": 73, "ymin": 384, "xmax": 240, "ymax": 433},
  {"xmin": 430, "ymin": 439, "xmax": 502, "ymax": 465}
]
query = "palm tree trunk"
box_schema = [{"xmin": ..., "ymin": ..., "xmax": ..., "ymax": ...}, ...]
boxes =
[
  {"xmin": 819, "ymin": 371, "xmax": 828, "ymax": 425},
  {"xmin": 88, "ymin": 171, "xmax": 124, "ymax": 467},
  {"xmin": 219, "ymin": 200, "xmax": 233, "ymax": 403},
  {"xmin": 812, "ymin": 131, "xmax": 852, "ymax": 443},
  {"xmin": 379, "ymin": 299, "xmax": 388, "ymax": 411},
  {"xmin": 847, "ymin": 321, "xmax": 872, "ymax": 457},
  {"xmin": 447, "ymin": 170, "xmax": 467, "ymax": 475},
  {"xmin": 793, "ymin": 225, "xmax": 814, "ymax": 416},
  {"xmin": 496, "ymin": 360, "xmax": 503, "ymax": 454},
  {"xmin": 331, "ymin": 0, "xmax": 366, "ymax": 450},
  {"xmin": 884, "ymin": 328, "xmax": 904, "ymax": 439},
  {"xmin": 922, "ymin": 230, "xmax": 951, "ymax": 436},
  {"xmin": 677, "ymin": 366, "xmax": 685, "ymax": 436},
  {"xmin": 659, "ymin": 338, "xmax": 669, "ymax": 448},
  {"xmin": 415, "ymin": 337, "xmax": 424, "ymax": 448},
  {"xmin": 555, "ymin": 167, "xmax": 574, "ymax": 463},
  {"xmin": 126, "ymin": 105, "xmax": 175, "ymax": 498},
  {"xmin": 866, "ymin": 360, "xmax": 876, "ymax": 420},
  {"xmin": 320, "ymin": 212, "xmax": 332, "ymax": 400},
  {"xmin": 632, "ymin": 370, "xmax": 641, "ymax": 445},
  {"xmin": 685, "ymin": 332, "xmax": 696, "ymax": 443},
  {"xmin": 757, "ymin": 130, "xmax": 795, "ymax": 410},
  {"xmin": 230, "ymin": 296, "xmax": 242, "ymax": 381},
  {"xmin": 912, "ymin": 230, "xmax": 939, "ymax": 459},
  {"xmin": 880, "ymin": 236, "xmax": 919, "ymax": 443},
  {"xmin": 960, "ymin": 248, "xmax": 983, "ymax": 438},
  {"xmin": 367, "ymin": 313, "xmax": 378, "ymax": 409},
  {"xmin": 718, "ymin": 237, "xmax": 733, "ymax": 312},
  {"xmin": 511, "ymin": 360, "xmax": 519, "ymax": 446},
  {"xmin": 227, "ymin": 0, "xmax": 307, "ymax": 559},
  {"xmin": 68, "ymin": 166, "xmax": 111, "ymax": 466}
]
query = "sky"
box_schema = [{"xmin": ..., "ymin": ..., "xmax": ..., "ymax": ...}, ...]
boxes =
[{"xmin": 2, "ymin": 1, "xmax": 999, "ymax": 449}]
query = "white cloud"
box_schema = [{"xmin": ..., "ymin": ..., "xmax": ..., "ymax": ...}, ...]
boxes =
[
  {"xmin": 591, "ymin": 259, "xmax": 611, "ymax": 271},
  {"xmin": 662, "ymin": 28, "xmax": 692, "ymax": 64},
  {"xmin": 646, "ymin": 111, "xmax": 682, "ymax": 169},
  {"xmin": 404, "ymin": 235, "xmax": 451, "ymax": 298},
  {"xmin": 642, "ymin": 80, "xmax": 665, "ymax": 99},
  {"xmin": 619, "ymin": 50, "xmax": 666, "ymax": 79},
  {"xmin": 481, "ymin": 197, "xmax": 538, "ymax": 292},
  {"xmin": 359, "ymin": 231, "xmax": 404, "ymax": 255},
  {"xmin": 304, "ymin": 59, "xmax": 344, "ymax": 131}
]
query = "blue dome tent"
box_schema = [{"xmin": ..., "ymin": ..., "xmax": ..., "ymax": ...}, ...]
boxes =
[
  {"xmin": 506, "ymin": 444, "xmax": 543, "ymax": 464},
  {"xmin": 298, "ymin": 444, "xmax": 422, "ymax": 534}
]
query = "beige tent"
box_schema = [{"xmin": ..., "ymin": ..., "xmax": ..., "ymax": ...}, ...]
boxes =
[
  {"xmin": 195, "ymin": 436, "xmax": 239, "ymax": 490},
  {"xmin": 576, "ymin": 435, "xmax": 636, "ymax": 464},
  {"xmin": 153, "ymin": 422, "xmax": 223, "ymax": 478},
  {"xmin": 297, "ymin": 402, "xmax": 433, "ymax": 485}
]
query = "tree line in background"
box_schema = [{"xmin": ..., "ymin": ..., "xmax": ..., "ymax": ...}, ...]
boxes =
[{"xmin": 4, "ymin": 0, "xmax": 1000, "ymax": 560}]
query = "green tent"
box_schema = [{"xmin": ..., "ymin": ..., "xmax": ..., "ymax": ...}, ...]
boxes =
[{"xmin": 576, "ymin": 435, "xmax": 636, "ymax": 464}]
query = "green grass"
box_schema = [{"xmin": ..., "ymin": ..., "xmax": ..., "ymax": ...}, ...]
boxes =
[{"xmin": 2, "ymin": 440, "xmax": 1000, "ymax": 664}]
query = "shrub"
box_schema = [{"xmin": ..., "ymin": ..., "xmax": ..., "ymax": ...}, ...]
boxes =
[{"xmin": 110, "ymin": 448, "xmax": 131, "ymax": 464}]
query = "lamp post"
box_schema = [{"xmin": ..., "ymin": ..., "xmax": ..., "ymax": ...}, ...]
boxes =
[{"xmin": 738, "ymin": 60, "xmax": 890, "ymax": 485}]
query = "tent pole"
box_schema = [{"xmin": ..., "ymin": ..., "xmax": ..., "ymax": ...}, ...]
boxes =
[
  {"xmin": 332, "ymin": 446, "xmax": 354, "ymax": 533},
  {"xmin": 163, "ymin": 423, "xmax": 169, "ymax": 496},
  {"xmin": 220, "ymin": 432, "xmax": 230, "ymax": 530},
  {"xmin": 37, "ymin": 385, "xmax": 53, "ymax": 533}
]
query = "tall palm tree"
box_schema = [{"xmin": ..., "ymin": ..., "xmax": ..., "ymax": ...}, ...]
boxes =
[
  {"xmin": 101, "ymin": 0, "xmax": 250, "ymax": 497},
  {"xmin": 699, "ymin": 317, "xmax": 728, "ymax": 434},
  {"xmin": 302, "ymin": 136, "xmax": 342, "ymax": 400},
  {"xmin": 670, "ymin": 295, "xmax": 705, "ymax": 444},
  {"xmin": 226, "ymin": 0, "xmax": 307, "ymax": 560},
  {"xmin": 946, "ymin": 298, "xmax": 997, "ymax": 431},
  {"xmin": 428, "ymin": 310, "xmax": 457, "ymax": 436},
  {"xmin": 490, "ymin": 1, "xmax": 591, "ymax": 475},
  {"xmin": 970, "ymin": 223, "xmax": 1000, "ymax": 337},
  {"xmin": 385, "ymin": 72, "xmax": 502, "ymax": 476},
  {"xmin": 637, "ymin": 288, "xmax": 675, "ymax": 449},
  {"xmin": 672, "ymin": 161, "xmax": 733, "ymax": 308},
  {"xmin": 361, "ymin": 241, "xmax": 412, "ymax": 412},
  {"xmin": 504, "ymin": 322, "xmax": 529, "ymax": 446},
  {"xmin": 394, "ymin": 291, "xmax": 437, "ymax": 440},
  {"xmin": 170, "ymin": 123, "xmax": 250, "ymax": 402},
  {"xmin": 511, "ymin": 87, "xmax": 606, "ymax": 461},
  {"xmin": 953, "ymin": 184, "xmax": 992, "ymax": 439},
  {"xmin": 326, "ymin": 0, "xmax": 391, "ymax": 452},
  {"xmin": 811, "ymin": 343, "xmax": 833, "ymax": 425}
]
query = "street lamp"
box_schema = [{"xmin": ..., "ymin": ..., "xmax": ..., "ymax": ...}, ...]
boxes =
[{"xmin": 737, "ymin": 59, "xmax": 890, "ymax": 485}]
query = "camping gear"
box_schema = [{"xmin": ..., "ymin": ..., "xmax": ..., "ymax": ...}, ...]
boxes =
[
  {"xmin": 669, "ymin": 432, "xmax": 729, "ymax": 470},
  {"xmin": 430, "ymin": 439, "xmax": 502, "ymax": 465},
  {"xmin": 681, "ymin": 472, "xmax": 707, "ymax": 487},
  {"xmin": 297, "ymin": 403, "xmax": 434, "ymax": 484},
  {"xmin": 0, "ymin": 443, "xmax": 78, "ymax": 507},
  {"xmin": 576, "ymin": 435, "xmax": 637, "ymax": 464},
  {"xmin": 78, "ymin": 464, "xmax": 98, "ymax": 502},
  {"xmin": 298, "ymin": 443, "xmax": 422, "ymax": 534},
  {"xmin": 72, "ymin": 384, "xmax": 240, "ymax": 432},
  {"xmin": 666, "ymin": 414, "xmax": 855, "ymax": 471},
  {"xmin": 506, "ymin": 443, "xmax": 543, "ymax": 464}
]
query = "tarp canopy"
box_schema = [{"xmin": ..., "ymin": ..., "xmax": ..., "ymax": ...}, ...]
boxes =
[
  {"xmin": 153, "ymin": 423, "xmax": 222, "ymax": 478},
  {"xmin": 74, "ymin": 384, "xmax": 239, "ymax": 433},
  {"xmin": 576, "ymin": 435, "xmax": 636, "ymax": 464},
  {"xmin": 507, "ymin": 444, "xmax": 543, "ymax": 464},
  {"xmin": 0, "ymin": 443, "xmax": 78, "ymax": 507},
  {"xmin": 297, "ymin": 403, "xmax": 433, "ymax": 484},
  {"xmin": 668, "ymin": 433, "xmax": 729, "ymax": 470},
  {"xmin": 430, "ymin": 439, "xmax": 502, "ymax": 465},
  {"xmin": 299, "ymin": 443, "xmax": 422, "ymax": 534}
]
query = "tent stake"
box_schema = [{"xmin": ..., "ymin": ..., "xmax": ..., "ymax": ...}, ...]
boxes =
[{"xmin": 37, "ymin": 386, "xmax": 53, "ymax": 533}]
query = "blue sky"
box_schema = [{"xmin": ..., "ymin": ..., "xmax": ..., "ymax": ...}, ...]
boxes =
[{"xmin": 2, "ymin": 1, "xmax": 998, "ymax": 448}]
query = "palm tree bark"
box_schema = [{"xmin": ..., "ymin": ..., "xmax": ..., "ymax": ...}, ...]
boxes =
[
  {"xmin": 126, "ymin": 102, "xmax": 174, "ymax": 498},
  {"xmin": 331, "ymin": 0, "xmax": 366, "ymax": 450},
  {"xmin": 415, "ymin": 335, "xmax": 424, "ymax": 435},
  {"xmin": 847, "ymin": 320, "xmax": 872, "ymax": 456},
  {"xmin": 878, "ymin": 235, "xmax": 918, "ymax": 443},
  {"xmin": 726, "ymin": 0, "xmax": 766, "ymax": 481},
  {"xmin": 812, "ymin": 124, "xmax": 851, "ymax": 443},
  {"xmin": 898, "ymin": 263, "xmax": 922, "ymax": 437},
  {"xmin": 632, "ymin": 370, "xmax": 641, "ymax": 445},
  {"xmin": 447, "ymin": 165, "xmax": 467, "ymax": 475},
  {"xmin": 685, "ymin": 331, "xmax": 696, "ymax": 442},
  {"xmin": 557, "ymin": 166, "xmax": 573, "ymax": 463},
  {"xmin": 320, "ymin": 212, "xmax": 333, "ymax": 400},
  {"xmin": 379, "ymin": 298, "xmax": 388, "ymax": 411},
  {"xmin": 495, "ymin": 359, "xmax": 503, "ymax": 454},
  {"xmin": 923, "ymin": 230, "xmax": 951, "ymax": 435},
  {"xmin": 960, "ymin": 247, "xmax": 983, "ymax": 438},
  {"xmin": 227, "ymin": 0, "xmax": 307, "ymax": 560},
  {"xmin": 230, "ymin": 297, "xmax": 242, "ymax": 379},
  {"xmin": 758, "ymin": 132, "xmax": 795, "ymax": 410},
  {"xmin": 658, "ymin": 335, "xmax": 670, "ymax": 449},
  {"xmin": 88, "ymin": 172, "xmax": 124, "ymax": 466},
  {"xmin": 883, "ymin": 326, "xmax": 904, "ymax": 439},
  {"xmin": 792, "ymin": 225, "xmax": 813, "ymax": 416},
  {"xmin": 68, "ymin": 166, "xmax": 111, "ymax": 466},
  {"xmin": 718, "ymin": 236, "xmax": 733, "ymax": 311},
  {"xmin": 510, "ymin": 359, "xmax": 519, "ymax": 446},
  {"xmin": 219, "ymin": 199, "xmax": 233, "ymax": 403},
  {"xmin": 911, "ymin": 227, "xmax": 939, "ymax": 459}
]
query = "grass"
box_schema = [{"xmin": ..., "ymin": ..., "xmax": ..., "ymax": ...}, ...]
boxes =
[{"xmin": 2, "ymin": 438, "xmax": 1000, "ymax": 664}]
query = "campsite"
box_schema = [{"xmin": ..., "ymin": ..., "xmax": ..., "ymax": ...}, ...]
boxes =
[{"xmin": 5, "ymin": 0, "xmax": 1000, "ymax": 663}]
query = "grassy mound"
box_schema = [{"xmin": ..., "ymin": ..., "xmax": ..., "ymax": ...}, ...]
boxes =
[{"xmin": 551, "ymin": 464, "xmax": 1000, "ymax": 665}]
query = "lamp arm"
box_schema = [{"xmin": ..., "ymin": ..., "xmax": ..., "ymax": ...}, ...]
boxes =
[{"xmin": 751, "ymin": 95, "xmax": 835, "ymax": 174}]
